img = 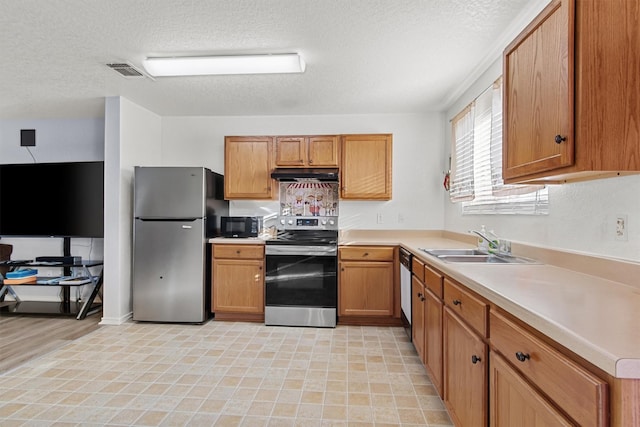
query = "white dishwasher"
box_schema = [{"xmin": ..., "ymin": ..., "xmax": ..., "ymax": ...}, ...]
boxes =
[{"xmin": 399, "ymin": 248, "xmax": 412, "ymax": 339}]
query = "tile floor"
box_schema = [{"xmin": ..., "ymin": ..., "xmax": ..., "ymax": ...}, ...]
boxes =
[{"xmin": 0, "ymin": 321, "xmax": 453, "ymax": 426}]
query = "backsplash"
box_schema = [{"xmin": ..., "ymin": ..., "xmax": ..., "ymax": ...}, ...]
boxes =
[{"xmin": 278, "ymin": 182, "xmax": 339, "ymax": 217}]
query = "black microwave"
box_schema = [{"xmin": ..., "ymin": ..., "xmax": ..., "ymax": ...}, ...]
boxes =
[{"xmin": 220, "ymin": 216, "xmax": 262, "ymax": 238}]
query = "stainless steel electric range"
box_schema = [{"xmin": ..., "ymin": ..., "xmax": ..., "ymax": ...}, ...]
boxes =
[{"xmin": 264, "ymin": 215, "xmax": 338, "ymax": 328}]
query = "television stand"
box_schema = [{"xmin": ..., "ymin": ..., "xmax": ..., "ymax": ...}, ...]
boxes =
[{"xmin": 0, "ymin": 260, "xmax": 103, "ymax": 320}]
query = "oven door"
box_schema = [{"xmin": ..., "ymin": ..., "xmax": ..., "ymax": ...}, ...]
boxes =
[{"xmin": 265, "ymin": 244, "xmax": 337, "ymax": 327}]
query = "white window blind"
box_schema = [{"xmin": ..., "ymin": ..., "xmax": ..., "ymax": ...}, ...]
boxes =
[
  {"xmin": 450, "ymin": 77, "xmax": 548, "ymax": 215},
  {"xmin": 449, "ymin": 104, "xmax": 475, "ymax": 202}
]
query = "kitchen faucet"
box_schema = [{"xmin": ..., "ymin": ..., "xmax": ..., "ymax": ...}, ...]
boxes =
[{"xmin": 470, "ymin": 229, "xmax": 511, "ymax": 255}]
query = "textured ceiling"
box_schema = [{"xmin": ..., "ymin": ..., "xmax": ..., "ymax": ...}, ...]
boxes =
[{"xmin": 0, "ymin": 0, "xmax": 542, "ymax": 119}]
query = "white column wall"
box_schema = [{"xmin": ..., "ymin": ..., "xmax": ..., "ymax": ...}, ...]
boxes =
[{"xmin": 102, "ymin": 97, "xmax": 161, "ymax": 324}]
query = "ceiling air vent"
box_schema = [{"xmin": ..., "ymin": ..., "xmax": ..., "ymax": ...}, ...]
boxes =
[{"xmin": 106, "ymin": 63, "xmax": 147, "ymax": 78}]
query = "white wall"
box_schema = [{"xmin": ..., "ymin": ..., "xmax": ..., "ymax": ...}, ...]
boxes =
[
  {"xmin": 161, "ymin": 113, "xmax": 445, "ymax": 230},
  {"xmin": 102, "ymin": 97, "xmax": 162, "ymax": 324},
  {"xmin": 0, "ymin": 118, "xmax": 104, "ymax": 300},
  {"xmin": 443, "ymin": 59, "xmax": 640, "ymax": 263}
]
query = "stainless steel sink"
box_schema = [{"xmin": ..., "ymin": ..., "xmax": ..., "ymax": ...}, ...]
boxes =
[
  {"xmin": 437, "ymin": 254, "xmax": 508, "ymax": 263},
  {"xmin": 421, "ymin": 248, "xmax": 487, "ymax": 256},
  {"xmin": 420, "ymin": 248, "xmax": 538, "ymax": 264}
]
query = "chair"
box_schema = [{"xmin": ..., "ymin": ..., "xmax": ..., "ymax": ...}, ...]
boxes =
[{"xmin": 0, "ymin": 243, "xmax": 13, "ymax": 278}]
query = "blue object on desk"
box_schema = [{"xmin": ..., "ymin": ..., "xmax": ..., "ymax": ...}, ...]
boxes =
[{"xmin": 6, "ymin": 269, "xmax": 38, "ymax": 278}]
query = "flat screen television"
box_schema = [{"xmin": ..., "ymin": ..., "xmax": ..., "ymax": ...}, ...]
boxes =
[{"xmin": 0, "ymin": 161, "xmax": 104, "ymax": 238}]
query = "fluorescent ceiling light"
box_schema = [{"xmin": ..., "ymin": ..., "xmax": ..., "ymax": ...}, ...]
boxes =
[{"xmin": 142, "ymin": 53, "xmax": 306, "ymax": 77}]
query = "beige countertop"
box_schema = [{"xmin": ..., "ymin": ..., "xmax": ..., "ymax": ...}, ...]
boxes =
[{"xmin": 340, "ymin": 230, "xmax": 640, "ymax": 379}]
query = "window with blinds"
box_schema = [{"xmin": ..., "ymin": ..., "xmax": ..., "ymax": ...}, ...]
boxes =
[{"xmin": 450, "ymin": 77, "xmax": 549, "ymax": 215}]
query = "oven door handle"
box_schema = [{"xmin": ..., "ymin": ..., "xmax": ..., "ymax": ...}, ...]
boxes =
[{"xmin": 265, "ymin": 245, "xmax": 337, "ymax": 257}]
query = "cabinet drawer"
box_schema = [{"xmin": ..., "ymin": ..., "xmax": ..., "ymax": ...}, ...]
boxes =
[
  {"xmin": 424, "ymin": 264, "xmax": 443, "ymax": 299},
  {"xmin": 443, "ymin": 278, "xmax": 488, "ymax": 337},
  {"xmin": 213, "ymin": 244, "xmax": 264, "ymax": 260},
  {"xmin": 412, "ymin": 257, "xmax": 425, "ymax": 282},
  {"xmin": 339, "ymin": 246, "xmax": 394, "ymax": 261},
  {"xmin": 490, "ymin": 311, "xmax": 608, "ymax": 427}
]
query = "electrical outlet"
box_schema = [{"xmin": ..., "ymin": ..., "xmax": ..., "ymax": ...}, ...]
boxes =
[
  {"xmin": 615, "ymin": 214, "xmax": 628, "ymax": 241},
  {"xmin": 377, "ymin": 213, "xmax": 384, "ymax": 224}
]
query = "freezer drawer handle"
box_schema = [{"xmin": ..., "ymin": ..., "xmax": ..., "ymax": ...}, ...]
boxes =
[{"xmin": 182, "ymin": 225, "xmax": 192, "ymax": 229}]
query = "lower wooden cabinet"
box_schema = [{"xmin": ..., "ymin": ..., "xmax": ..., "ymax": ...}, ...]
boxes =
[
  {"xmin": 412, "ymin": 275, "xmax": 426, "ymax": 362},
  {"xmin": 444, "ymin": 306, "xmax": 488, "ymax": 427},
  {"xmin": 338, "ymin": 245, "xmax": 399, "ymax": 325},
  {"xmin": 490, "ymin": 310, "xmax": 608, "ymax": 426},
  {"xmin": 212, "ymin": 244, "xmax": 265, "ymax": 321},
  {"xmin": 490, "ymin": 352, "xmax": 573, "ymax": 427},
  {"xmin": 424, "ymin": 286, "xmax": 443, "ymax": 397}
]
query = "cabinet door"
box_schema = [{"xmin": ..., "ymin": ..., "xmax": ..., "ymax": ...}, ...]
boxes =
[
  {"xmin": 224, "ymin": 136, "xmax": 274, "ymax": 199},
  {"xmin": 444, "ymin": 307, "xmax": 488, "ymax": 427},
  {"xmin": 212, "ymin": 259, "xmax": 264, "ymax": 314},
  {"xmin": 339, "ymin": 261, "xmax": 394, "ymax": 316},
  {"xmin": 340, "ymin": 134, "xmax": 392, "ymax": 200},
  {"xmin": 411, "ymin": 276, "xmax": 426, "ymax": 363},
  {"xmin": 490, "ymin": 352, "xmax": 572, "ymax": 427},
  {"xmin": 274, "ymin": 136, "xmax": 306, "ymax": 166},
  {"xmin": 308, "ymin": 135, "xmax": 339, "ymax": 167},
  {"xmin": 503, "ymin": 0, "xmax": 574, "ymax": 181},
  {"xmin": 490, "ymin": 310, "xmax": 608, "ymax": 426},
  {"xmin": 425, "ymin": 288, "xmax": 443, "ymax": 397}
]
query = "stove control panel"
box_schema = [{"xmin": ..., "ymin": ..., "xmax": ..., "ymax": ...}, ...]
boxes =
[{"xmin": 278, "ymin": 216, "xmax": 338, "ymax": 231}]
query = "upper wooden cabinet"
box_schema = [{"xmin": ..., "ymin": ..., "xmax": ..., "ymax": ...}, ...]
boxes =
[
  {"xmin": 224, "ymin": 136, "xmax": 275, "ymax": 200},
  {"xmin": 340, "ymin": 134, "xmax": 392, "ymax": 200},
  {"xmin": 503, "ymin": 0, "xmax": 573, "ymax": 181},
  {"xmin": 224, "ymin": 133, "xmax": 392, "ymax": 200},
  {"xmin": 503, "ymin": 0, "xmax": 640, "ymax": 183},
  {"xmin": 274, "ymin": 135, "xmax": 339, "ymax": 167}
]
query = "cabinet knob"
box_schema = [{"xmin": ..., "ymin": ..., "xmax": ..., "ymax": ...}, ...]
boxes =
[
  {"xmin": 515, "ymin": 351, "xmax": 530, "ymax": 362},
  {"xmin": 471, "ymin": 355, "xmax": 481, "ymax": 364},
  {"xmin": 453, "ymin": 299, "xmax": 462, "ymax": 306},
  {"xmin": 417, "ymin": 292, "xmax": 423, "ymax": 298},
  {"xmin": 554, "ymin": 134, "xmax": 567, "ymax": 144},
  {"xmin": 236, "ymin": 250, "xmax": 241, "ymax": 254},
  {"xmin": 363, "ymin": 252, "xmax": 369, "ymax": 257},
  {"xmin": 308, "ymin": 159, "xmax": 313, "ymax": 164}
]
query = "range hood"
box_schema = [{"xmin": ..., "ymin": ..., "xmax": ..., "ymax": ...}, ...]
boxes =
[{"xmin": 271, "ymin": 167, "xmax": 339, "ymax": 182}]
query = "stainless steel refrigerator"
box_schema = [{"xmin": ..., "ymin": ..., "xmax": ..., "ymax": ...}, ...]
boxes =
[{"xmin": 132, "ymin": 166, "xmax": 228, "ymax": 323}]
